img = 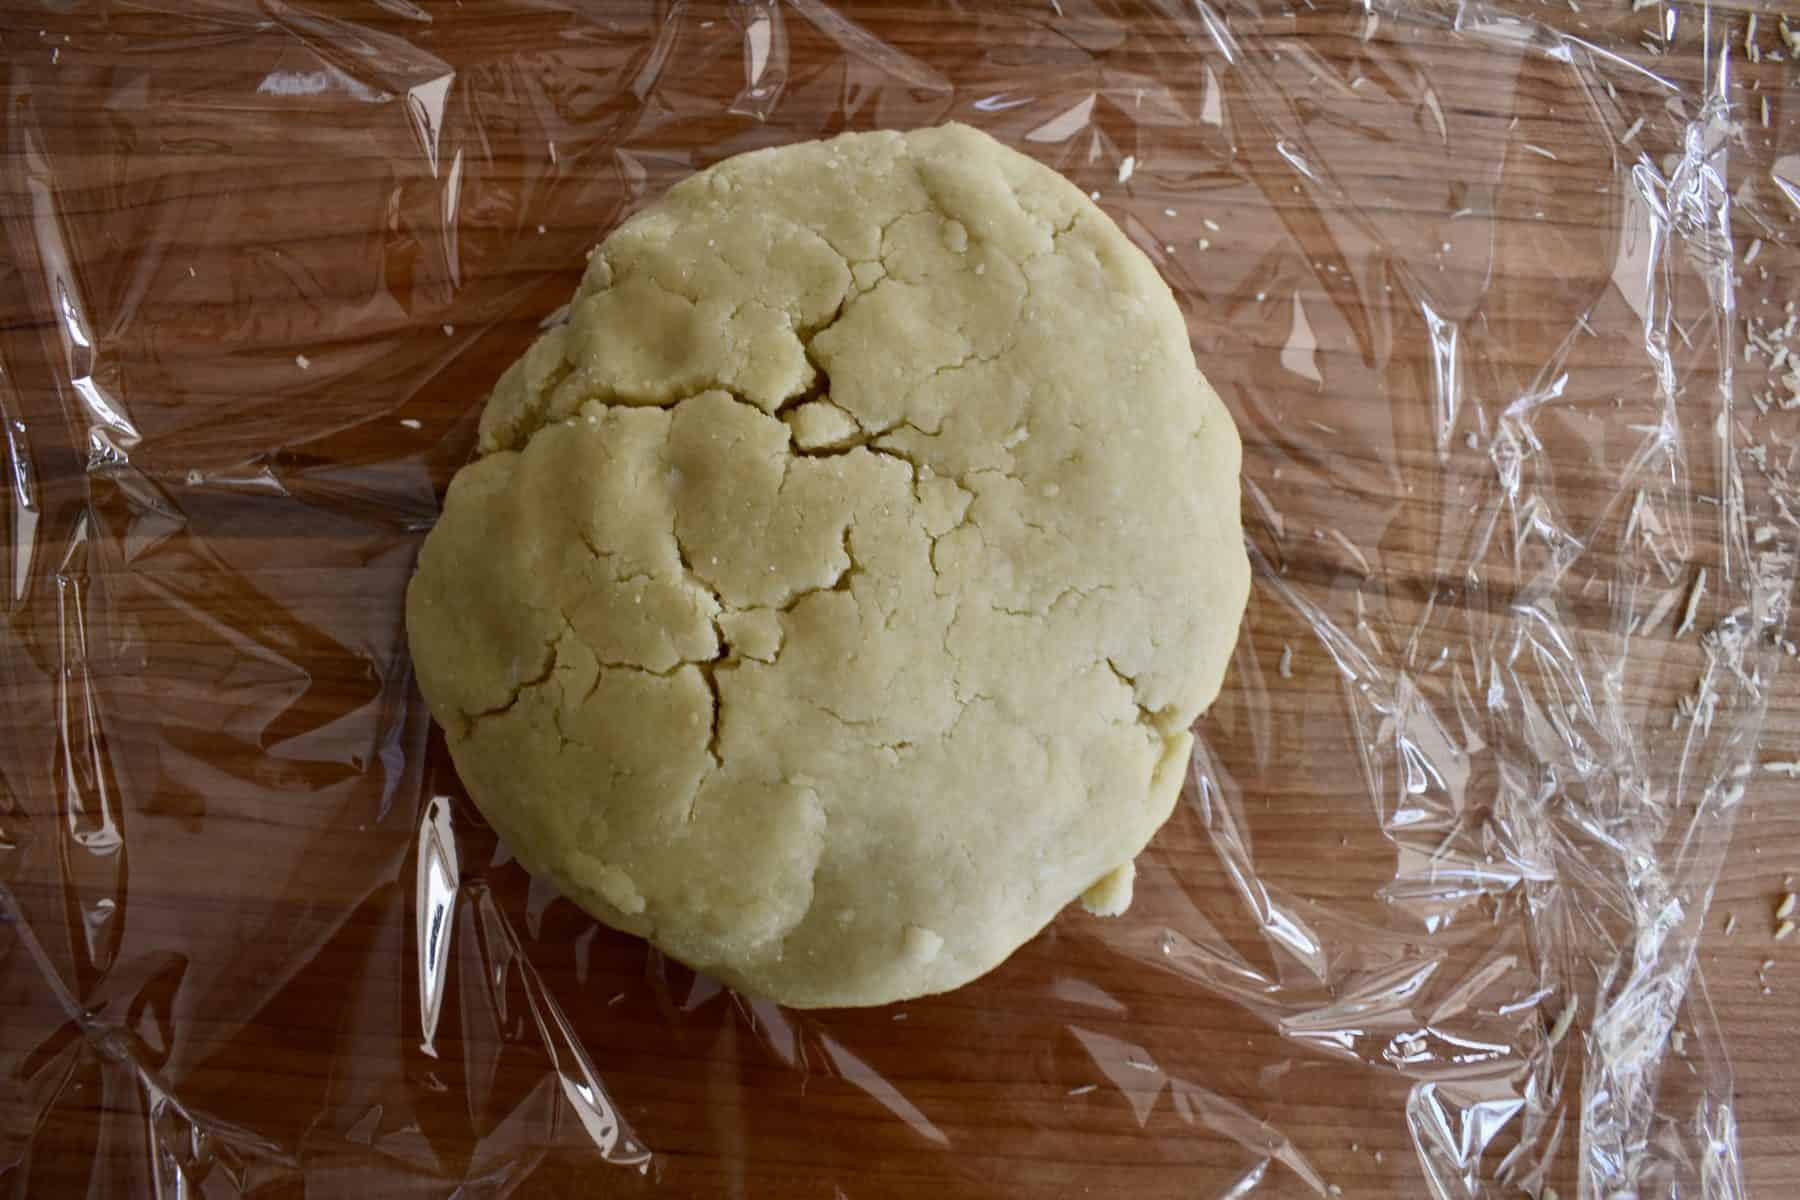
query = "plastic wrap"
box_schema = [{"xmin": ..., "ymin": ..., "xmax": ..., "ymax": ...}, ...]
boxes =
[{"xmin": 1, "ymin": 1, "xmax": 1787, "ymax": 1195}]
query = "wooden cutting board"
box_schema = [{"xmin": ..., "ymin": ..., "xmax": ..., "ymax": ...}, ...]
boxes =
[{"xmin": 2, "ymin": 2, "xmax": 1797, "ymax": 1196}]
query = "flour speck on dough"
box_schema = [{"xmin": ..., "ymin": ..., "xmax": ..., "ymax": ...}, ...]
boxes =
[{"xmin": 406, "ymin": 124, "xmax": 1248, "ymax": 1008}]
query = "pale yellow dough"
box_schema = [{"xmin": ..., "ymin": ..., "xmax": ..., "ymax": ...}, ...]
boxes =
[{"xmin": 406, "ymin": 124, "xmax": 1248, "ymax": 1008}]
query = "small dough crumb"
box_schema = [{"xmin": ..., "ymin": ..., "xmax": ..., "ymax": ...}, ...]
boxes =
[
  {"xmin": 784, "ymin": 399, "xmax": 863, "ymax": 451},
  {"xmin": 586, "ymin": 862, "xmax": 646, "ymax": 915},
  {"xmin": 904, "ymin": 924, "xmax": 944, "ymax": 964},
  {"xmin": 1080, "ymin": 862, "xmax": 1135, "ymax": 916}
]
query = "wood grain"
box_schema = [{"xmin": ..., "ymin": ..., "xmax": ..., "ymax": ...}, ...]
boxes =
[{"xmin": 2, "ymin": 1, "xmax": 1798, "ymax": 1197}]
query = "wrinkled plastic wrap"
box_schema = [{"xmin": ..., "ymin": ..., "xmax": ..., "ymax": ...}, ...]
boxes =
[{"xmin": 1, "ymin": 1, "xmax": 1786, "ymax": 1195}]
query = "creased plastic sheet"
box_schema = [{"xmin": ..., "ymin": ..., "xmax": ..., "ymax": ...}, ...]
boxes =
[{"xmin": 0, "ymin": 1, "xmax": 1786, "ymax": 1196}]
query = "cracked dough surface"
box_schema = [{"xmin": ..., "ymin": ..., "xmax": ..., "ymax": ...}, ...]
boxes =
[{"xmin": 406, "ymin": 124, "xmax": 1249, "ymax": 1008}]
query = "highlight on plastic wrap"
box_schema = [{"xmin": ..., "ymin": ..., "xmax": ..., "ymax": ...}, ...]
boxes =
[{"xmin": 0, "ymin": 1, "xmax": 1786, "ymax": 1195}]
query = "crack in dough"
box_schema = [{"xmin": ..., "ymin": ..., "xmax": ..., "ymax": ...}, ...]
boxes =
[{"xmin": 407, "ymin": 124, "xmax": 1249, "ymax": 1007}]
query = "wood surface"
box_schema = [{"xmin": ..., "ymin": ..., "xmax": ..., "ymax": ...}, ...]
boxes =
[{"xmin": 2, "ymin": 1, "xmax": 1797, "ymax": 1197}]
